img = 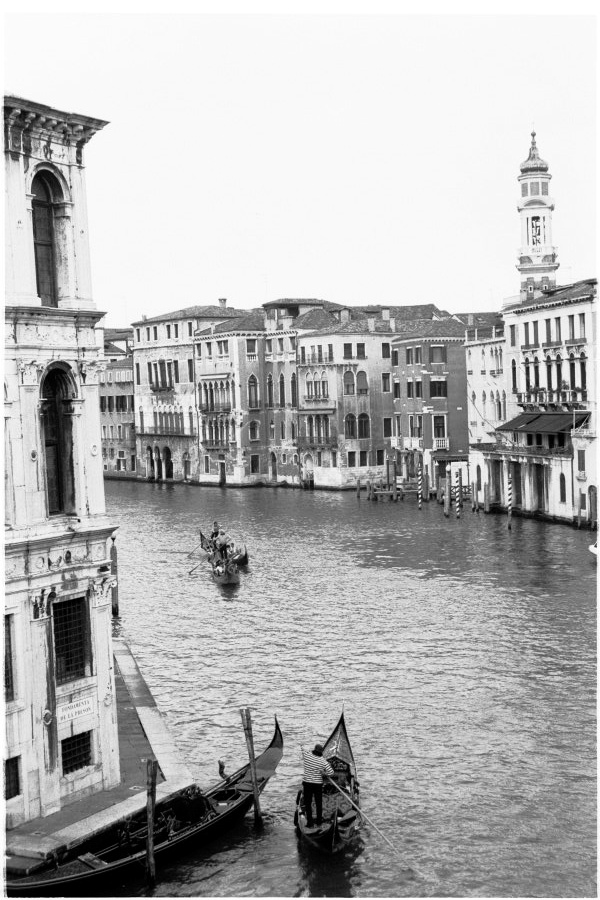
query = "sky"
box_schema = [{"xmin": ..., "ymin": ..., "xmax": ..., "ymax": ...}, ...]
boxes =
[{"xmin": 4, "ymin": 8, "xmax": 597, "ymax": 328}]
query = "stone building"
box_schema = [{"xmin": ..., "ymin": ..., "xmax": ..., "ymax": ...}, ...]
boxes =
[
  {"xmin": 131, "ymin": 301, "xmax": 242, "ymax": 481},
  {"xmin": 99, "ymin": 328, "xmax": 136, "ymax": 476},
  {"xmin": 4, "ymin": 96, "xmax": 120, "ymax": 825},
  {"xmin": 391, "ymin": 318, "xmax": 472, "ymax": 489},
  {"xmin": 466, "ymin": 133, "xmax": 597, "ymax": 525}
]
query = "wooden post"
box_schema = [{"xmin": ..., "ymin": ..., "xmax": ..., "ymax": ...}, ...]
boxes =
[
  {"xmin": 444, "ymin": 465, "xmax": 451, "ymax": 518},
  {"xmin": 577, "ymin": 491, "xmax": 582, "ymax": 529},
  {"xmin": 455, "ymin": 470, "xmax": 460, "ymax": 519},
  {"xmin": 471, "ymin": 482, "xmax": 477, "ymax": 512},
  {"xmin": 423, "ymin": 470, "xmax": 429, "ymax": 501},
  {"xmin": 366, "ymin": 479, "xmax": 371, "ymax": 500},
  {"xmin": 436, "ymin": 475, "xmax": 443, "ymax": 504},
  {"xmin": 590, "ymin": 489, "xmax": 597, "ymax": 531},
  {"xmin": 356, "ymin": 477, "xmax": 361, "ymax": 499},
  {"xmin": 507, "ymin": 474, "xmax": 512, "ymax": 530},
  {"xmin": 392, "ymin": 475, "xmax": 397, "ymax": 501},
  {"xmin": 417, "ymin": 465, "xmax": 422, "ymax": 510},
  {"xmin": 240, "ymin": 708, "xmax": 263, "ymax": 828},
  {"xmin": 484, "ymin": 483, "xmax": 490, "ymax": 513},
  {"xmin": 145, "ymin": 758, "xmax": 158, "ymax": 887},
  {"xmin": 458, "ymin": 469, "xmax": 463, "ymax": 509},
  {"xmin": 386, "ymin": 457, "xmax": 390, "ymax": 490},
  {"xmin": 110, "ymin": 537, "xmax": 119, "ymax": 617}
]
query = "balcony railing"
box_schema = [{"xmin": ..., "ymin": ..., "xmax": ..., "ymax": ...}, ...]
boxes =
[
  {"xmin": 300, "ymin": 352, "xmax": 334, "ymax": 364},
  {"xmin": 150, "ymin": 383, "xmax": 175, "ymax": 393},
  {"xmin": 297, "ymin": 434, "xmax": 339, "ymax": 449},
  {"xmin": 516, "ymin": 389, "xmax": 588, "ymax": 406},
  {"xmin": 433, "ymin": 438, "xmax": 449, "ymax": 450},
  {"xmin": 404, "ymin": 437, "xmax": 423, "ymax": 450},
  {"xmin": 488, "ymin": 443, "xmax": 573, "ymax": 459},
  {"xmin": 200, "ymin": 403, "xmax": 232, "ymax": 414}
]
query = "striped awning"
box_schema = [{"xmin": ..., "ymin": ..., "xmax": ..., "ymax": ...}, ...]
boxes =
[{"xmin": 497, "ymin": 412, "xmax": 589, "ymax": 434}]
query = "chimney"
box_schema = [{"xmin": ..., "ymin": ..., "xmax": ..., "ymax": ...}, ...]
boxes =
[
  {"xmin": 340, "ymin": 308, "xmax": 350, "ymax": 323},
  {"xmin": 219, "ymin": 298, "xmax": 227, "ymax": 308},
  {"xmin": 467, "ymin": 313, "xmax": 474, "ymax": 326},
  {"xmin": 381, "ymin": 307, "xmax": 390, "ymax": 320},
  {"xmin": 367, "ymin": 317, "xmax": 376, "ymax": 332},
  {"xmin": 389, "ymin": 317, "xmax": 396, "ymax": 332}
]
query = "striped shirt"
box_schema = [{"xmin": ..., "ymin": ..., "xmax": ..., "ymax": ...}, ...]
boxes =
[{"xmin": 301, "ymin": 749, "xmax": 334, "ymax": 784}]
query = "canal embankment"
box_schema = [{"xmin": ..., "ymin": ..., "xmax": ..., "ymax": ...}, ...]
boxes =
[{"xmin": 5, "ymin": 638, "xmax": 194, "ymax": 875}]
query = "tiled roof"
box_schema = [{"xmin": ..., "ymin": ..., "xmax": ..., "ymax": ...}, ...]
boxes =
[
  {"xmin": 199, "ymin": 310, "xmax": 266, "ymax": 335},
  {"xmin": 392, "ymin": 317, "xmax": 469, "ymax": 341},
  {"xmin": 293, "ymin": 309, "xmax": 339, "ymax": 330},
  {"xmin": 300, "ymin": 319, "xmax": 397, "ymax": 337},
  {"xmin": 104, "ymin": 327, "xmax": 133, "ymax": 340},
  {"xmin": 131, "ymin": 305, "xmax": 243, "ymax": 326},
  {"xmin": 103, "ymin": 341, "xmax": 128, "ymax": 356},
  {"xmin": 349, "ymin": 303, "xmax": 447, "ymax": 320},
  {"xmin": 262, "ymin": 298, "xmax": 342, "ymax": 310},
  {"xmin": 453, "ymin": 311, "xmax": 503, "ymax": 327},
  {"xmin": 503, "ymin": 278, "xmax": 596, "ymax": 312}
]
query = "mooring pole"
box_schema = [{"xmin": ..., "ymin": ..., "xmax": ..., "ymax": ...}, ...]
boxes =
[
  {"xmin": 145, "ymin": 758, "xmax": 158, "ymax": 887},
  {"xmin": 356, "ymin": 477, "xmax": 361, "ymax": 499},
  {"xmin": 507, "ymin": 474, "xmax": 512, "ymax": 530},
  {"xmin": 458, "ymin": 469, "xmax": 463, "ymax": 509},
  {"xmin": 423, "ymin": 469, "xmax": 429, "ymax": 502},
  {"xmin": 455, "ymin": 469, "xmax": 461, "ymax": 519},
  {"xmin": 110, "ymin": 536, "xmax": 119, "ymax": 616},
  {"xmin": 417, "ymin": 465, "xmax": 422, "ymax": 510},
  {"xmin": 444, "ymin": 465, "xmax": 451, "ymax": 518},
  {"xmin": 240, "ymin": 708, "xmax": 263, "ymax": 827},
  {"xmin": 484, "ymin": 482, "xmax": 490, "ymax": 514}
]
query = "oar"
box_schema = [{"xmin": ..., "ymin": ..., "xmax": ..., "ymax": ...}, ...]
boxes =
[
  {"xmin": 327, "ymin": 778, "xmax": 426, "ymax": 880},
  {"xmin": 187, "ymin": 542, "xmax": 203, "ymax": 558}
]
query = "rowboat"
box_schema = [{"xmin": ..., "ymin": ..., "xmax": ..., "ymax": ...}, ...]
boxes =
[
  {"xmin": 7, "ymin": 718, "xmax": 283, "ymax": 896},
  {"xmin": 200, "ymin": 530, "xmax": 249, "ymax": 568},
  {"xmin": 294, "ymin": 712, "xmax": 361, "ymax": 854}
]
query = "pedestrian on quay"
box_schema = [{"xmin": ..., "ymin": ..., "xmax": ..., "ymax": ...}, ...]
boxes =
[{"xmin": 301, "ymin": 743, "xmax": 334, "ymax": 829}]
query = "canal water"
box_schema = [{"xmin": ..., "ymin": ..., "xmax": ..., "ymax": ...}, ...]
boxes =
[{"xmin": 105, "ymin": 480, "xmax": 596, "ymax": 898}]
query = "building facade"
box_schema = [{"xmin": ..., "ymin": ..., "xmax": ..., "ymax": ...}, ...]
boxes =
[
  {"xmin": 466, "ymin": 132, "xmax": 597, "ymax": 525},
  {"xmin": 4, "ymin": 96, "xmax": 120, "ymax": 826},
  {"xmin": 99, "ymin": 328, "xmax": 136, "ymax": 476}
]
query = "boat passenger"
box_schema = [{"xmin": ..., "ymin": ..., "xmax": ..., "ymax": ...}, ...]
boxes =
[
  {"xmin": 215, "ymin": 528, "xmax": 232, "ymax": 559},
  {"xmin": 210, "ymin": 521, "xmax": 220, "ymax": 544},
  {"xmin": 301, "ymin": 743, "xmax": 334, "ymax": 828}
]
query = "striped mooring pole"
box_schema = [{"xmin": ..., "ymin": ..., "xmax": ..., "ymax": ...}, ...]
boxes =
[
  {"xmin": 418, "ymin": 465, "xmax": 423, "ymax": 510},
  {"xmin": 455, "ymin": 469, "xmax": 460, "ymax": 519},
  {"xmin": 507, "ymin": 474, "xmax": 513, "ymax": 530}
]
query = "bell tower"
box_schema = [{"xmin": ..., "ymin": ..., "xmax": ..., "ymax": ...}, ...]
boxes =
[{"xmin": 516, "ymin": 131, "xmax": 559, "ymax": 300}]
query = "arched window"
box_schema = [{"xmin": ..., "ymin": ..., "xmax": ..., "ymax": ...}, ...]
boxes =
[
  {"xmin": 41, "ymin": 367, "xmax": 75, "ymax": 515},
  {"xmin": 32, "ymin": 172, "xmax": 63, "ymax": 307},
  {"xmin": 291, "ymin": 422, "xmax": 296, "ymax": 440},
  {"xmin": 498, "ymin": 348, "xmax": 503, "ymax": 371},
  {"xmin": 471, "ymin": 391, "xmax": 476, "ymax": 414},
  {"xmin": 511, "ymin": 359, "xmax": 518, "ymax": 393},
  {"xmin": 313, "ymin": 375, "xmax": 321, "ymax": 398},
  {"xmin": 306, "ymin": 374, "xmax": 313, "ymax": 399},
  {"xmin": 279, "ymin": 373, "xmax": 286, "ymax": 406},
  {"xmin": 556, "ymin": 355, "xmax": 563, "ymax": 392},
  {"xmin": 559, "ymin": 473, "xmax": 566, "ymax": 503},
  {"xmin": 270, "ymin": 419, "xmax": 275, "ymax": 439},
  {"xmin": 189, "ymin": 408, "xmax": 194, "ymax": 434},
  {"xmin": 502, "ymin": 391, "xmax": 506, "ymax": 419},
  {"xmin": 345, "ymin": 413, "xmax": 356, "ymax": 438},
  {"xmin": 476, "ymin": 465, "xmax": 482, "ymax": 491},
  {"xmin": 315, "ymin": 416, "xmax": 322, "ymax": 441},
  {"xmin": 533, "ymin": 356, "xmax": 540, "ymax": 389},
  {"xmin": 266, "ymin": 374, "xmax": 274, "ymax": 408},
  {"xmin": 545, "ymin": 356, "xmax": 553, "ymax": 392},
  {"xmin": 358, "ymin": 413, "xmax": 370, "ymax": 438},
  {"xmin": 280, "ymin": 421, "xmax": 286, "ymax": 439},
  {"xmin": 343, "ymin": 371, "xmax": 355, "ymax": 395},
  {"xmin": 248, "ymin": 375, "xmax": 259, "ymax": 409},
  {"xmin": 231, "ymin": 381, "xmax": 236, "ymax": 407},
  {"xmin": 291, "ymin": 374, "xmax": 297, "ymax": 408},
  {"xmin": 321, "ymin": 374, "xmax": 328, "ymax": 398},
  {"xmin": 323, "ymin": 417, "xmax": 330, "ymax": 440},
  {"xmin": 249, "ymin": 420, "xmax": 259, "ymax": 440},
  {"xmin": 208, "ymin": 421, "xmax": 214, "ymax": 443},
  {"xmin": 496, "ymin": 392, "xmax": 501, "ymax": 420},
  {"xmin": 139, "ymin": 408, "xmax": 145, "ymax": 432},
  {"xmin": 230, "ymin": 419, "xmax": 236, "ymax": 441},
  {"xmin": 580, "ymin": 353, "xmax": 587, "ymax": 391},
  {"xmin": 356, "ymin": 371, "xmax": 368, "ymax": 395},
  {"xmin": 569, "ymin": 354, "xmax": 576, "ymax": 389},
  {"xmin": 208, "ymin": 383, "xmax": 214, "ymax": 410},
  {"xmin": 307, "ymin": 416, "xmax": 314, "ymax": 441},
  {"xmin": 524, "ymin": 359, "xmax": 531, "ymax": 391}
]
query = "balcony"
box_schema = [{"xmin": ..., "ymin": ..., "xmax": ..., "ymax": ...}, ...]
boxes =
[
  {"xmin": 297, "ymin": 434, "xmax": 339, "ymax": 449},
  {"xmin": 404, "ymin": 437, "xmax": 423, "ymax": 450},
  {"xmin": 150, "ymin": 384, "xmax": 175, "ymax": 395},
  {"xmin": 300, "ymin": 352, "xmax": 334, "ymax": 364},
  {"xmin": 542, "ymin": 339, "xmax": 563, "ymax": 349},
  {"xmin": 200, "ymin": 403, "xmax": 232, "ymax": 414},
  {"xmin": 433, "ymin": 438, "xmax": 449, "ymax": 450},
  {"xmin": 521, "ymin": 342, "xmax": 540, "ymax": 352},
  {"xmin": 485, "ymin": 442, "xmax": 573, "ymax": 459},
  {"xmin": 516, "ymin": 389, "xmax": 587, "ymax": 409}
]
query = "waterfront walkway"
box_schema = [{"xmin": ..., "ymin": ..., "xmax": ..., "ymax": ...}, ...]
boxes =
[{"xmin": 6, "ymin": 638, "xmax": 195, "ymax": 873}]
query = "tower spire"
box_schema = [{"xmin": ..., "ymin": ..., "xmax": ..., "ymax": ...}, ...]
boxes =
[{"xmin": 516, "ymin": 131, "xmax": 558, "ymax": 299}]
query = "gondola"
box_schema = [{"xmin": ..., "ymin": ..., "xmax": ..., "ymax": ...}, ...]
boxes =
[
  {"xmin": 200, "ymin": 531, "xmax": 249, "ymax": 568},
  {"xmin": 294, "ymin": 712, "xmax": 361, "ymax": 854},
  {"xmin": 7, "ymin": 718, "xmax": 283, "ymax": 896},
  {"xmin": 210, "ymin": 556, "xmax": 240, "ymax": 585}
]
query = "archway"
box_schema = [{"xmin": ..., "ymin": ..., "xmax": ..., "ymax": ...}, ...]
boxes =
[
  {"xmin": 146, "ymin": 445, "xmax": 155, "ymax": 480},
  {"xmin": 154, "ymin": 447, "xmax": 163, "ymax": 481},
  {"xmin": 270, "ymin": 452, "xmax": 277, "ymax": 482},
  {"xmin": 302, "ymin": 453, "xmax": 314, "ymax": 489},
  {"xmin": 163, "ymin": 447, "xmax": 173, "ymax": 479},
  {"xmin": 183, "ymin": 451, "xmax": 191, "ymax": 481}
]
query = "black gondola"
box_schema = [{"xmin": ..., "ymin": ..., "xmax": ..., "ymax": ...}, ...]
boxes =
[
  {"xmin": 6, "ymin": 718, "xmax": 283, "ymax": 896},
  {"xmin": 295, "ymin": 712, "xmax": 361, "ymax": 854}
]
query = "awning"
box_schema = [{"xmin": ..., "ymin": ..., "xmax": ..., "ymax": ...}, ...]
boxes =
[{"xmin": 497, "ymin": 412, "xmax": 589, "ymax": 434}]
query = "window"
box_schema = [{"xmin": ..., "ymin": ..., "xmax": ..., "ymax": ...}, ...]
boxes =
[
  {"xmin": 5, "ymin": 757, "xmax": 20, "ymax": 800},
  {"xmin": 383, "ymin": 418, "xmax": 392, "ymax": 438},
  {"xmin": 166, "ymin": 325, "xmax": 171, "ymax": 339},
  {"xmin": 203, "ymin": 455, "xmax": 210, "ymax": 474},
  {"xmin": 414, "ymin": 347, "xmax": 422, "ymax": 364},
  {"xmin": 433, "ymin": 416, "xmax": 446, "ymax": 437},
  {"xmin": 559, "ymin": 473, "xmax": 567, "ymax": 503},
  {"xmin": 554, "ymin": 318, "xmax": 561, "ymax": 342},
  {"xmin": 407, "ymin": 381, "xmax": 414, "ymax": 398},
  {"xmin": 217, "ymin": 340, "xmax": 229, "ymax": 356},
  {"xmin": 153, "ymin": 326, "xmax": 158, "ymax": 340},
  {"xmin": 136, "ymin": 328, "xmax": 141, "ymax": 343},
  {"xmin": 41, "ymin": 368, "xmax": 75, "ymax": 516},
  {"xmin": 53, "ymin": 597, "xmax": 89, "ymax": 684},
  {"xmin": 345, "ymin": 414, "xmax": 356, "ymax": 438},
  {"xmin": 358, "ymin": 414, "xmax": 370, "ymax": 438},
  {"xmin": 359, "ymin": 450, "xmax": 368, "ymax": 466},
  {"xmin": 347, "ymin": 451, "xmax": 356, "ymax": 467},
  {"xmin": 343, "ymin": 371, "xmax": 355, "ymax": 395},
  {"xmin": 382, "ymin": 374, "xmax": 391, "ymax": 392},
  {"xmin": 331, "ymin": 451, "xmax": 337, "ymax": 467},
  {"xmin": 392, "ymin": 349, "xmax": 399, "ymax": 366},
  {"xmin": 5, "ymin": 615, "xmax": 14, "ymax": 702},
  {"xmin": 376, "ymin": 449, "xmax": 384, "ymax": 465},
  {"xmin": 248, "ymin": 375, "xmax": 259, "ymax": 409},
  {"xmin": 577, "ymin": 450, "xmax": 586, "ymax": 473},
  {"xmin": 265, "ymin": 339, "xmax": 272, "ymax": 355},
  {"xmin": 61, "ymin": 731, "xmax": 92, "ymax": 774},
  {"xmin": 188, "ymin": 322, "xmax": 193, "ymax": 337},
  {"xmin": 291, "ymin": 374, "xmax": 298, "ymax": 407},
  {"xmin": 430, "ymin": 380, "xmax": 447, "ymax": 398},
  {"xmin": 533, "ymin": 321, "xmax": 539, "ymax": 345},
  {"xmin": 266, "ymin": 374, "xmax": 274, "ymax": 408},
  {"xmin": 542, "ymin": 182, "xmax": 548, "ymax": 195},
  {"xmin": 246, "ymin": 338, "xmax": 257, "ymax": 355},
  {"xmin": 31, "ymin": 173, "xmax": 60, "ymax": 307},
  {"xmin": 393, "ymin": 381, "xmax": 401, "ymax": 399},
  {"xmin": 509, "ymin": 324, "xmax": 516, "ymax": 347},
  {"xmin": 511, "ymin": 360, "xmax": 518, "ymax": 393},
  {"xmin": 568, "ymin": 315, "xmax": 575, "ymax": 340},
  {"xmin": 279, "ymin": 374, "xmax": 286, "ymax": 406},
  {"xmin": 356, "ymin": 343, "xmax": 365, "ymax": 359},
  {"xmin": 521, "ymin": 183, "xmax": 528, "ymax": 197},
  {"xmin": 206, "ymin": 343, "xmax": 212, "ymax": 358},
  {"xmin": 249, "ymin": 421, "xmax": 259, "ymax": 441},
  {"xmin": 300, "ymin": 347, "xmax": 306, "ymax": 363},
  {"xmin": 278, "ymin": 338, "xmax": 284, "ymax": 353},
  {"xmin": 187, "ymin": 359, "xmax": 193, "ymax": 382},
  {"xmin": 382, "ymin": 343, "xmax": 390, "ymax": 358},
  {"xmin": 343, "ymin": 343, "xmax": 352, "ymax": 359},
  {"xmin": 406, "ymin": 348, "xmax": 413, "ymax": 365},
  {"xmin": 579, "ymin": 313, "xmax": 586, "ymax": 339},
  {"xmin": 545, "ymin": 319, "xmax": 552, "ymax": 343},
  {"xmin": 530, "ymin": 182, "xmax": 540, "ymax": 196},
  {"xmin": 415, "ymin": 381, "xmax": 422, "ymax": 398},
  {"xmin": 430, "ymin": 345, "xmax": 446, "ymax": 363},
  {"xmin": 146, "ymin": 327, "xmax": 150, "ymax": 341},
  {"xmin": 356, "ymin": 371, "xmax": 368, "ymax": 395},
  {"xmin": 280, "ymin": 421, "xmax": 286, "ymax": 440},
  {"xmin": 250, "ymin": 454, "xmax": 260, "ymax": 474}
]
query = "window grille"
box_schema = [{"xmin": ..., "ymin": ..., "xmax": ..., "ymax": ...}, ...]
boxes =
[
  {"xmin": 53, "ymin": 598, "xmax": 88, "ymax": 684},
  {"xmin": 5, "ymin": 616, "xmax": 14, "ymax": 702},
  {"xmin": 5, "ymin": 757, "xmax": 20, "ymax": 799},
  {"xmin": 61, "ymin": 731, "xmax": 92, "ymax": 774}
]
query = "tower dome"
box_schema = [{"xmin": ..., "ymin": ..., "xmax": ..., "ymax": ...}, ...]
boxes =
[{"xmin": 520, "ymin": 131, "xmax": 549, "ymax": 174}]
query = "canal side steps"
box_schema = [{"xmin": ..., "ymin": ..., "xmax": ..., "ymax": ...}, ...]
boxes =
[{"xmin": 5, "ymin": 639, "xmax": 195, "ymax": 870}]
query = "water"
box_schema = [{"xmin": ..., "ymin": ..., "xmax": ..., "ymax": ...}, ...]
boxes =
[{"xmin": 106, "ymin": 481, "xmax": 596, "ymax": 898}]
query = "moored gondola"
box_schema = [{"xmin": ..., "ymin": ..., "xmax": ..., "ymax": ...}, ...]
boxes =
[
  {"xmin": 6, "ymin": 718, "xmax": 283, "ymax": 896},
  {"xmin": 295, "ymin": 712, "xmax": 361, "ymax": 854}
]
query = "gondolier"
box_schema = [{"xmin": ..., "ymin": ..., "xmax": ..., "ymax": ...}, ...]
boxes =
[{"xmin": 301, "ymin": 743, "xmax": 334, "ymax": 828}]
